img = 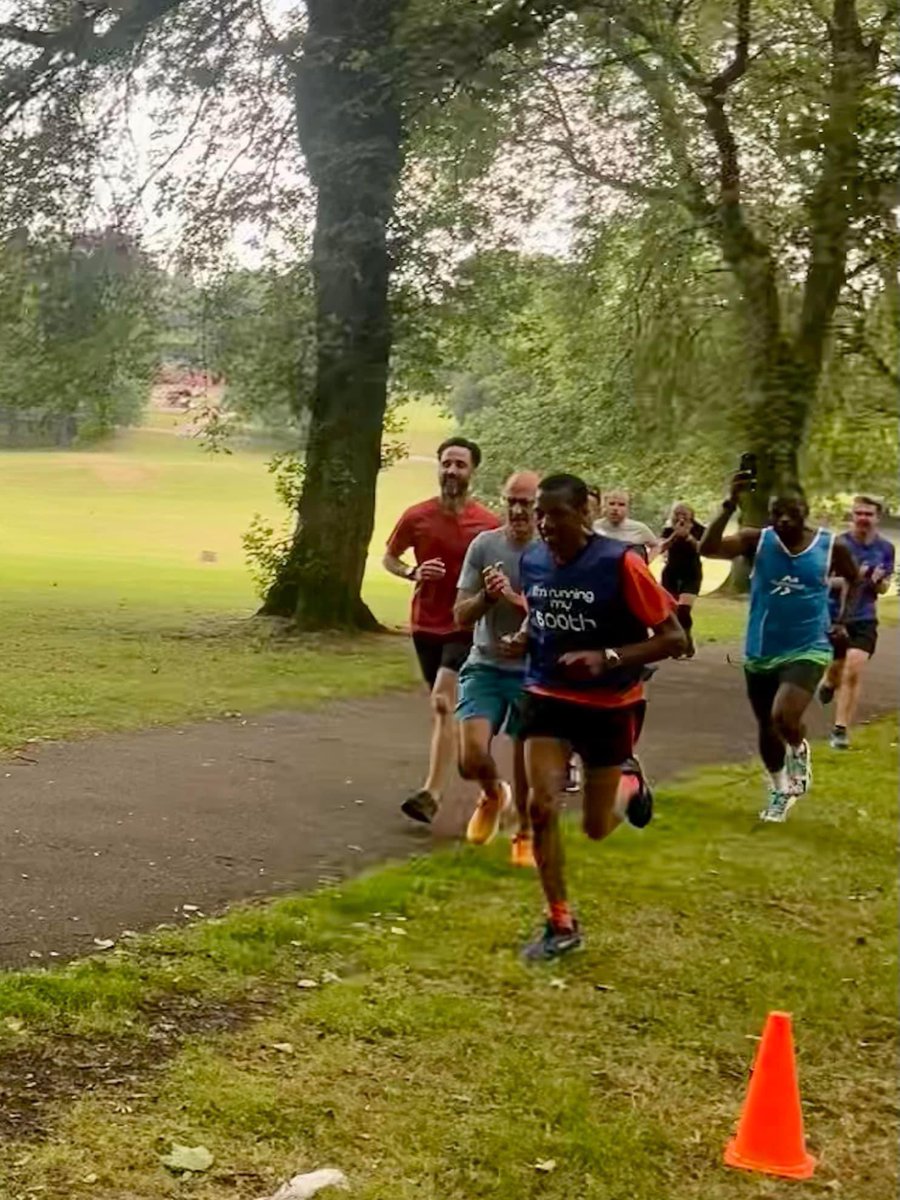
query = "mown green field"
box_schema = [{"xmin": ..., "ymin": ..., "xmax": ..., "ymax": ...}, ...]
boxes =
[
  {"xmin": 2, "ymin": 401, "xmax": 890, "ymax": 751},
  {"xmin": 0, "ymin": 721, "xmax": 896, "ymax": 1198},
  {"xmin": 0, "ymin": 404, "xmax": 451, "ymax": 750}
]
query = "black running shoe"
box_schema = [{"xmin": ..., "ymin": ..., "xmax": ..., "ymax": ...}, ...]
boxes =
[
  {"xmin": 521, "ymin": 920, "xmax": 583, "ymax": 962},
  {"xmin": 621, "ymin": 757, "xmax": 654, "ymax": 829},
  {"xmin": 401, "ymin": 789, "xmax": 438, "ymax": 824}
]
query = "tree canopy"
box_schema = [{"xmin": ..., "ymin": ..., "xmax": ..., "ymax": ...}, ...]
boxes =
[{"xmin": 1, "ymin": 0, "xmax": 897, "ymax": 620}]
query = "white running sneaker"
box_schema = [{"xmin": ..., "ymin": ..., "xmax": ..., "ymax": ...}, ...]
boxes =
[
  {"xmin": 759, "ymin": 788, "xmax": 796, "ymax": 823},
  {"xmin": 785, "ymin": 739, "xmax": 812, "ymax": 797}
]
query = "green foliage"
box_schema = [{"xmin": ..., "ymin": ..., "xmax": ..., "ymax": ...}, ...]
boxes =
[
  {"xmin": 204, "ymin": 264, "xmax": 316, "ymax": 437},
  {"xmin": 241, "ymin": 394, "xmax": 410, "ymax": 600},
  {"xmin": 0, "ymin": 230, "xmax": 157, "ymax": 446},
  {"xmin": 404, "ymin": 228, "xmax": 745, "ymax": 518},
  {"xmin": 405, "ymin": 203, "xmax": 897, "ymax": 516},
  {"xmin": 242, "ymin": 451, "xmax": 306, "ymax": 599}
]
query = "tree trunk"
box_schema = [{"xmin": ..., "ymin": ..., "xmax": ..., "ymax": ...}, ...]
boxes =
[
  {"xmin": 716, "ymin": 318, "xmax": 816, "ymax": 594},
  {"xmin": 259, "ymin": 0, "xmax": 404, "ymax": 629}
]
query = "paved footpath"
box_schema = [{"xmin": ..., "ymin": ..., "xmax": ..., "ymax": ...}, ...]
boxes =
[{"xmin": 1, "ymin": 632, "xmax": 896, "ymax": 968}]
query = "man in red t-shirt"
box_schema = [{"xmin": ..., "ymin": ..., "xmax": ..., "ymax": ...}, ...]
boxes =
[{"xmin": 384, "ymin": 438, "xmax": 500, "ymax": 824}]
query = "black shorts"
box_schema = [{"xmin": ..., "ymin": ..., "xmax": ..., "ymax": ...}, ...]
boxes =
[
  {"xmin": 832, "ymin": 619, "xmax": 878, "ymax": 660},
  {"xmin": 412, "ymin": 633, "xmax": 472, "ymax": 690},
  {"xmin": 519, "ymin": 692, "xmax": 643, "ymax": 768},
  {"xmin": 744, "ymin": 659, "xmax": 826, "ymax": 722},
  {"xmin": 661, "ymin": 566, "xmax": 702, "ymax": 599}
]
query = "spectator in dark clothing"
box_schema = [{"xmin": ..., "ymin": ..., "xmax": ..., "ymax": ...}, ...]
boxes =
[{"xmin": 659, "ymin": 502, "xmax": 705, "ymax": 658}]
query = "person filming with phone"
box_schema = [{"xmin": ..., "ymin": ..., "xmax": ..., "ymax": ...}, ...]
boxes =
[
  {"xmin": 659, "ymin": 502, "xmax": 705, "ymax": 658},
  {"xmin": 700, "ymin": 459, "xmax": 859, "ymax": 823}
]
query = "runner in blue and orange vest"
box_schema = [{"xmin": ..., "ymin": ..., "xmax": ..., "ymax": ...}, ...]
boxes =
[{"xmin": 504, "ymin": 473, "xmax": 685, "ymax": 962}]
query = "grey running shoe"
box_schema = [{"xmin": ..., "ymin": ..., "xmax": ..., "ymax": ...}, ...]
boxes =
[
  {"xmin": 401, "ymin": 789, "xmax": 438, "ymax": 824},
  {"xmin": 829, "ymin": 727, "xmax": 850, "ymax": 751},
  {"xmin": 759, "ymin": 788, "xmax": 795, "ymax": 823},
  {"xmin": 785, "ymin": 739, "xmax": 812, "ymax": 796},
  {"xmin": 521, "ymin": 920, "xmax": 583, "ymax": 962}
]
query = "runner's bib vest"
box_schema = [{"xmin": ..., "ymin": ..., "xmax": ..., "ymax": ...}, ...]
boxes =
[
  {"xmin": 746, "ymin": 527, "xmax": 834, "ymax": 663},
  {"xmin": 521, "ymin": 535, "xmax": 648, "ymax": 694}
]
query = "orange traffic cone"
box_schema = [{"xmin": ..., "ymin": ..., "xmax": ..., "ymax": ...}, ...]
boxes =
[{"xmin": 724, "ymin": 1011, "xmax": 816, "ymax": 1180}]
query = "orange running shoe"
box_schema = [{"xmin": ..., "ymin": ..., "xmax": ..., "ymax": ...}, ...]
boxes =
[
  {"xmin": 510, "ymin": 831, "xmax": 536, "ymax": 868},
  {"xmin": 466, "ymin": 781, "xmax": 512, "ymax": 845}
]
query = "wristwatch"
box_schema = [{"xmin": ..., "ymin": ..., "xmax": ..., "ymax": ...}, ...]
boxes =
[
  {"xmin": 603, "ymin": 648, "xmax": 622, "ymax": 668},
  {"xmin": 722, "ymin": 498, "xmax": 737, "ymax": 513},
  {"xmin": 405, "ymin": 566, "xmax": 418, "ymax": 581}
]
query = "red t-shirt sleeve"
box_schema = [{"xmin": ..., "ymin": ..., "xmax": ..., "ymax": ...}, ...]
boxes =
[
  {"xmin": 621, "ymin": 551, "xmax": 674, "ymax": 627},
  {"xmin": 386, "ymin": 510, "xmax": 416, "ymax": 558}
]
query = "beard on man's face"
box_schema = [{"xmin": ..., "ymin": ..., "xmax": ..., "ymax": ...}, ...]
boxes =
[{"xmin": 440, "ymin": 473, "xmax": 466, "ymax": 497}]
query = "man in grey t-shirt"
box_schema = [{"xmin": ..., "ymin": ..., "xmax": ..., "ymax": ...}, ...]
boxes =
[
  {"xmin": 453, "ymin": 471, "xmax": 540, "ymax": 862},
  {"xmin": 593, "ymin": 488, "xmax": 659, "ymax": 561}
]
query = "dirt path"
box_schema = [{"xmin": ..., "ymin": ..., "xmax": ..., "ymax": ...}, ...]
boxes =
[{"xmin": 2, "ymin": 633, "xmax": 896, "ymax": 968}]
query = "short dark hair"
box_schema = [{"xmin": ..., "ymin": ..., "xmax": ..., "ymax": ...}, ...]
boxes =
[
  {"xmin": 437, "ymin": 437, "xmax": 482, "ymax": 468},
  {"xmin": 539, "ymin": 472, "xmax": 589, "ymax": 508},
  {"xmin": 853, "ymin": 494, "xmax": 883, "ymax": 513}
]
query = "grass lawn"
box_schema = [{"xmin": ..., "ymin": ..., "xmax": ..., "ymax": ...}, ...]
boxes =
[
  {"xmin": 2, "ymin": 400, "xmax": 893, "ymax": 752},
  {"xmin": 0, "ymin": 400, "xmax": 733, "ymax": 754},
  {"xmin": 0, "ymin": 720, "xmax": 896, "ymax": 1198},
  {"xmin": 0, "ymin": 405, "xmax": 453, "ymax": 751}
]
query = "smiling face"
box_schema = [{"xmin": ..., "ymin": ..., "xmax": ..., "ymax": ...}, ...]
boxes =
[{"xmin": 438, "ymin": 444, "xmax": 474, "ymax": 500}]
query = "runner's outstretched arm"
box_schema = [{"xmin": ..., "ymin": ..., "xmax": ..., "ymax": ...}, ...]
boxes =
[{"xmin": 699, "ymin": 473, "xmax": 761, "ymax": 560}]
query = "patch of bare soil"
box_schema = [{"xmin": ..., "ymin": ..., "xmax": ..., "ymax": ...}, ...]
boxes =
[{"xmin": 0, "ymin": 992, "xmax": 272, "ymax": 1142}]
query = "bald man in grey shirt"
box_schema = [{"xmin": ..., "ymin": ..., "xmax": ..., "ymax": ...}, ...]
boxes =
[{"xmin": 593, "ymin": 488, "xmax": 659, "ymax": 561}]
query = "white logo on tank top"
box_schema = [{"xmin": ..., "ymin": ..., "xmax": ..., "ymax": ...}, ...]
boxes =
[{"xmin": 770, "ymin": 574, "xmax": 804, "ymax": 597}]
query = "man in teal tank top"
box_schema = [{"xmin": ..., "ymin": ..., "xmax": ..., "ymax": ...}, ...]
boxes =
[{"xmin": 701, "ymin": 474, "xmax": 858, "ymax": 823}]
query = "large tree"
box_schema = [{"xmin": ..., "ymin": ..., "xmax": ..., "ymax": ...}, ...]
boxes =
[
  {"xmin": 2, "ymin": 0, "xmax": 896, "ymax": 613},
  {"xmin": 1, "ymin": 0, "xmax": 587, "ymax": 627},
  {"xmin": 488, "ymin": 0, "xmax": 897, "ymax": 514}
]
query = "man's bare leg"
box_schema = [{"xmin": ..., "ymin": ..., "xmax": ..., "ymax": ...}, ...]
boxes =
[
  {"xmin": 512, "ymin": 738, "xmax": 529, "ymax": 835},
  {"xmin": 525, "ymin": 737, "xmax": 569, "ymax": 909},
  {"xmin": 457, "ymin": 717, "xmax": 504, "ymax": 801},
  {"xmin": 423, "ymin": 667, "xmax": 458, "ymax": 801},
  {"xmin": 823, "ymin": 655, "xmax": 845, "ymax": 694},
  {"xmin": 834, "ymin": 648, "xmax": 868, "ymax": 734},
  {"xmin": 582, "ymin": 766, "xmax": 625, "ymax": 841},
  {"xmin": 458, "ymin": 715, "xmax": 511, "ymax": 845}
]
